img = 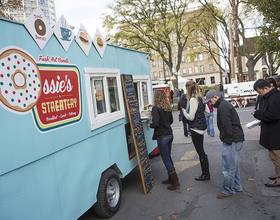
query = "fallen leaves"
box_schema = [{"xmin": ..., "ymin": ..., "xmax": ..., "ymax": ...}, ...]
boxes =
[{"xmin": 170, "ymin": 215, "xmax": 178, "ymax": 220}]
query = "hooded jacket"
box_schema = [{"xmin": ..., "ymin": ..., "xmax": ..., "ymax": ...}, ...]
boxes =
[
  {"xmin": 254, "ymin": 88, "xmax": 280, "ymax": 150},
  {"xmin": 214, "ymin": 97, "xmax": 244, "ymax": 144}
]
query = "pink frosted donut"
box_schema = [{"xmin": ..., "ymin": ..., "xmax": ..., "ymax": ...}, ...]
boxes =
[{"xmin": 0, "ymin": 48, "xmax": 42, "ymax": 112}]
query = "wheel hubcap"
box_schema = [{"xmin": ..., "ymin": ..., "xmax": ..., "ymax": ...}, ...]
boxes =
[{"xmin": 106, "ymin": 178, "xmax": 120, "ymax": 207}]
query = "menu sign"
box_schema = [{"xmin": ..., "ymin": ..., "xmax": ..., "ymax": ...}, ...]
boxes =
[
  {"xmin": 121, "ymin": 74, "xmax": 154, "ymax": 194},
  {"xmin": 32, "ymin": 63, "xmax": 82, "ymax": 132}
]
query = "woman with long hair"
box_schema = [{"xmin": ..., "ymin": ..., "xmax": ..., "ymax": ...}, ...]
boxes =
[
  {"xmin": 150, "ymin": 90, "xmax": 180, "ymax": 190},
  {"xmin": 182, "ymin": 80, "xmax": 210, "ymax": 181}
]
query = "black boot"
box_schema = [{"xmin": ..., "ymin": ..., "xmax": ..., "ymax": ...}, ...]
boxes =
[
  {"xmin": 167, "ymin": 169, "xmax": 180, "ymax": 190},
  {"xmin": 195, "ymin": 156, "xmax": 210, "ymax": 181},
  {"xmin": 162, "ymin": 173, "xmax": 172, "ymax": 184}
]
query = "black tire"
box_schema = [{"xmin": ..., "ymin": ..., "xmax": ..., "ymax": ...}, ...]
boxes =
[
  {"xmin": 93, "ymin": 169, "xmax": 122, "ymax": 218},
  {"xmin": 230, "ymin": 100, "xmax": 237, "ymax": 107}
]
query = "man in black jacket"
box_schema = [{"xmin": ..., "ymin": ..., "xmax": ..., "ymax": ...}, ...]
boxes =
[
  {"xmin": 253, "ymin": 79, "xmax": 280, "ymax": 187},
  {"xmin": 204, "ymin": 90, "xmax": 245, "ymax": 199}
]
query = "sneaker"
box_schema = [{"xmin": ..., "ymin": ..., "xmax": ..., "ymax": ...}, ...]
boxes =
[{"xmin": 217, "ymin": 193, "xmax": 235, "ymax": 199}]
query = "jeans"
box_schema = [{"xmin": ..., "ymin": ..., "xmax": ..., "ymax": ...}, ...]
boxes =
[
  {"xmin": 182, "ymin": 117, "xmax": 191, "ymax": 137},
  {"xmin": 205, "ymin": 111, "xmax": 214, "ymax": 137},
  {"xmin": 220, "ymin": 91, "xmax": 225, "ymax": 99},
  {"xmin": 222, "ymin": 141, "xmax": 244, "ymax": 195},
  {"xmin": 156, "ymin": 134, "xmax": 174, "ymax": 172}
]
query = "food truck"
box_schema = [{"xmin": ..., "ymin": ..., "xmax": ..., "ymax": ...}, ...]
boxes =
[
  {"xmin": 152, "ymin": 84, "xmax": 171, "ymax": 102},
  {"xmin": 0, "ymin": 8, "xmax": 156, "ymax": 220}
]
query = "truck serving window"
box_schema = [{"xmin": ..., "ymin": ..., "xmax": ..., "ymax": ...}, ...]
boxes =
[
  {"xmin": 85, "ymin": 68, "xmax": 125, "ymax": 130},
  {"xmin": 133, "ymin": 76, "xmax": 152, "ymax": 111}
]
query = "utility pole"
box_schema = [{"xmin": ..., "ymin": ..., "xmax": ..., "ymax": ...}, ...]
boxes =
[
  {"xmin": 232, "ymin": 0, "xmax": 244, "ymax": 82},
  {"xmin": 229, "ymin": 18, "xmax": 235, "ymax": 83}
]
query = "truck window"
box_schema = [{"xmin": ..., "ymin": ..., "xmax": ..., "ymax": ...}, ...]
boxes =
[
  {"xmin": 133, "ymin": 76, "xmax": 152, "ymax": 111},
  {"xmin": 85, "ymin": 68, "xmax": 125, "ymax": 130}
]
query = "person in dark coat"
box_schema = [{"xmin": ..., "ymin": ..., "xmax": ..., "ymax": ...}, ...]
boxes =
[
  {"xmin": 204, "ymin": 90, "xmax": 244, "ymax": 199},
  {"xmin": 170, "ymin": 89, "xmax": 174, "ymax": 104},
  {"xmin": 253, "ymin": 79, "xmax": 280, "ymax": 187},
  {"xmin": 178, "ymin": 93, "xmax": 190, "ymax": 137}
]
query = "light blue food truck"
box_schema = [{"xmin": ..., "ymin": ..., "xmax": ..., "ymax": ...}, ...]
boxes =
[{"xmin": 0, "ymin": 11, "xmax": 156, "ymax": 220}]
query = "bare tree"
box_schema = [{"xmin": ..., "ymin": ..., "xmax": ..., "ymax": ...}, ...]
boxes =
[{"xmin": 102, "ymin": 0, "xmax": 214, "ymax": 87}]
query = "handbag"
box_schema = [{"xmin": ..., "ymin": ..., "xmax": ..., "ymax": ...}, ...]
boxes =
[{"xmin": 152, "ymin": 133, "xmax": 157, "ymax": 140}]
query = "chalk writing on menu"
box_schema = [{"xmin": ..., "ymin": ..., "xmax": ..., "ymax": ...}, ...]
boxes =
[{"xmin": 121, "ymin": 74, "xmax": 154, "ymax": 194}]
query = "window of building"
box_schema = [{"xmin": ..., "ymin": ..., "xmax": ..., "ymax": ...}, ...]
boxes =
[
  {"xmin": 194, "ymin": 55, "xmax": 198, "ymax": 61},
  {"xmin": 165, "ymin": 70, "xmax": 169, "ymax": 77},
  {"xmin": 182, "ymin": 56, "xmax": 185, "ymax": 63},
  {"xmin": 175, "ymin": 57, "xmax": 178, "ymax": 64},
  {"xmin": 158, "ymin": 60, "xmax": 162, "ymax": 66},
  {"xmin": 173, "ymin": 33, "xmax": 176, "ymax": 40},
  {"xmin": 152, "ymin": 61, "xmax": 156, "ymax": 67},
  {"xmin": 209, "ymin": 64, "xmax": 214, "ymax": 71},
  {"xmin": 188, "ymin": 67, "xmax": 192, "ymax": 74},
  {"xmin": 199, "ymin": 53, "xmax": 203, "ymax": 60},
  {"xmin": 133, "ymin": 76, "xmax": 152, "ymax": 110},
  {"xmin": 159, "ymin": 71, "xmax": 164, "ymax": 78},
  {"xmin": 151, "ymin": 49, "xmax": 155, "ymax": 55},
  {"xmin": 211, "ymin": 76, "xmax": 215, "ymax": 84},
  {"xmin": 84, "ymin": 68, "xmax": 125, "ymax": 130},
  {"xmin": 153, "ymin": 71, "xmax": 158, "ymax": 79},
  {"xmin": 200, "ymin": 65, "xmax": 205, "ymax": 73},
  {"xmin": 194, "ymin": 66, "xmax": 199, "ymax": 73},
  {"xmin": 182, "ymin": 68, "xmax": 187, "ymax": 75},
  {"xmin": 174, "ymin": 45, "xmax": 178, "ymax": 52},
  {"xmin": 187, "ymin": 56, "xmax": 191, "ymax": 63},
  {"xmin": 196, "ymin": 78, "xmax": 206, "ymax": 85}
]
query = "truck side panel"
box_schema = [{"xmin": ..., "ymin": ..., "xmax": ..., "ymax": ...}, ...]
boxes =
[{"xmin": 0, "ymin": 18, "xmax": 156, "ymax": 220}]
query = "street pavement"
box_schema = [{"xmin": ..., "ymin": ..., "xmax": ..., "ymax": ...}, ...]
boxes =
[{"xmin": 80, "ymin": 108, "xmax": 280, "ymax": 220}]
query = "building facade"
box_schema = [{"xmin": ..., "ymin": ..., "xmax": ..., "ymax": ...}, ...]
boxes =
[
  {"xmin": 232, "ymin": 37, "xmax": 280, "ymax": 81},
  {"xmin": 10, "ymin": 0, "xmax": 56, "ymax": 27},
  {"xmin": 150, "ymin": 50, "xmax": 221, "ymax": 88}
]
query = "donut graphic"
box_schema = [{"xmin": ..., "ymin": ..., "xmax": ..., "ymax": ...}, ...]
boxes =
[
  {"xmin": 0, "ymin": 48, "xmax": 42, "ymax": 112},
  {"xmin": 34, "ymin": 19, "xmax": 46, "ymax": 36}
]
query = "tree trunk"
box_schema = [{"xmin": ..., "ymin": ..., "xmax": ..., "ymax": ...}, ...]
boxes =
[{"xmin": 246, "ymin": 57, "xmax": 255, "ymax": 81}]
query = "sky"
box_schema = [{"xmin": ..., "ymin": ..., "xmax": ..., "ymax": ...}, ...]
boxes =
[{"xmin": 55, "ymin": 0, "xmax": 113, "ymax": 37}]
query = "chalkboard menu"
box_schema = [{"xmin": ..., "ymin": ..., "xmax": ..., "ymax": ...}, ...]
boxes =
[{"xmin": 121, "ymin": 74, "xmax": 155, "ymax": 194}]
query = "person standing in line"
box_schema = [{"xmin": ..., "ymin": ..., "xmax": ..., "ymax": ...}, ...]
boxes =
[
  {"xmin": 253, "ymin": 79, "xmax": 280, "ymax": 187},
  {"xmin": 150, "ymin": 90, "xmax": 180, "ymax": 190},
  {"xmin": 204, "ymin": 90, "xmax": 215, "ymax": 137},
  {"xmin": 272, "ymin": 75, "xmax": 280, "ymax": 90},
  {"xmin": 170, "ymin": 89, "xmax": 174, "ymax": 105},
  {"xmin": 204, "ymin": 90, "xmax": 245, "ymax": 199},
  {"xmin": 178, "ymin": 93, "xmax": 190, "ymax": 137},
  {"xmin": 181, "ymin": 80, "xmax": 210, "ymax": 181},
  {"xmin": 175, "ymin": 87, "xmax": 180, "ymax": 102},
  {"xmin": 219, "ymin": 81, "xmax": 225, "ymax": 98}
]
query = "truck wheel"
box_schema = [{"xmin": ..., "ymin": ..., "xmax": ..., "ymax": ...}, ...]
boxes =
[
  {"xmin": 93, "ymin": 169, "xmax": 122, "ymax": 218},
  {"xmin": 230, "ymin": 100, "xmax": 237, "ymax": 107}
]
